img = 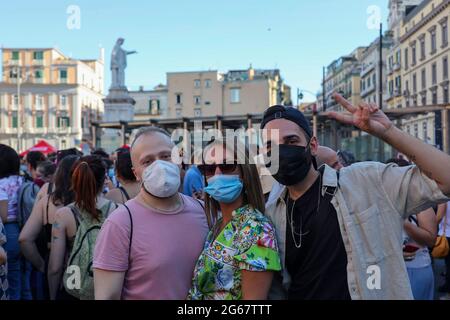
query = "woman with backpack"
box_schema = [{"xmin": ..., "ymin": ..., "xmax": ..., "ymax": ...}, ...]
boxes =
[
  {"xmin": 105, "ymin": 151, "xmax": 140, "ymax": 204},
  {"xmin": 47, "ymin": 156, "xmax": 116, "ymax": 300},
  {"xmin": 0, "ymin": 144, "xmax": 32, "ymax": 300},
  {"xmin": 19, "ymin": 155, "xmax": 80, "ymax": 299}
]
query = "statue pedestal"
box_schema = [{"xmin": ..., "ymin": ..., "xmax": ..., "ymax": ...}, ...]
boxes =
[
  {"xmin": 102, "ymin": 87, "xmax": 135, "ymax": 152},
  {"xmin": 103, "ymin": 87, "xmax": 135, "ymax": 122}
]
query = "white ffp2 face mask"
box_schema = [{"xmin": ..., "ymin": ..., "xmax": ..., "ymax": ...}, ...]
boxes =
[{"xmin": 142, "ymin": 160, "xmax": 181, "ymax": 198}]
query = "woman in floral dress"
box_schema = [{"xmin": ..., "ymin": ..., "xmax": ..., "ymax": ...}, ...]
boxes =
[{"xmin": 188, "ymin": 141, "xmax": 281, "ymax": 300}]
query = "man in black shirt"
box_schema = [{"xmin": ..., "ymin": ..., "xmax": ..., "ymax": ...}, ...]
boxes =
[
  {"xmin": 285, "ymin": 171, "xmax": 350, "ymax": 300},
  {"xmin": 261, "ymin": 93, "xmax": 450, "ymax": 299}
]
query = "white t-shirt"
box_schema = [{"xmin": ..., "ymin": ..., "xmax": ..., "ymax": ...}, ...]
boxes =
[
  {"xmin": 438, "ymin": 201, "xmax": 450, "ymax": 238},
  {"xmin": 0, "ymin": 175, "xmax": 23, "ymax": 222}
]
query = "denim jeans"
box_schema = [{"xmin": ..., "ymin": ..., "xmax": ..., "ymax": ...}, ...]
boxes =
[
  {"xmin": 407, "ymin": 265, "xmax": 435, "ymax": 300},
  {"xmin": 4, "ymin": 223, "xmax": 32, "ymax": 300}
]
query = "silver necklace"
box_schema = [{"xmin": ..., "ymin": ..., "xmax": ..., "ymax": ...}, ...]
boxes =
[{"xmin": 287, "ymin": 174, "xmax": 322, "ymax": 249}]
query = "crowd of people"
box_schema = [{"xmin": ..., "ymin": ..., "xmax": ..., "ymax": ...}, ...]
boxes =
[{"xmin": 1, "ymin": 93, "xmax": 450, "ymax": 300}]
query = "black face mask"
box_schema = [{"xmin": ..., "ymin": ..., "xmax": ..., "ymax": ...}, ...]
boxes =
[{"xmin": 267, "ymin": 143, "xmax": 313, "ymax": 186}]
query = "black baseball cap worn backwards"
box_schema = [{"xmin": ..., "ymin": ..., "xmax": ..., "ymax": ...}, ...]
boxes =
[{"xmin": 261, "ymin": 105, "xmax": 312, "ymax": 138}]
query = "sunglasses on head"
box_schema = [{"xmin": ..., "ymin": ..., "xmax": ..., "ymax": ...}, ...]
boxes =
[{"xmin": 198, "ymin": 162, "xmax": 238, "ymax": 176}]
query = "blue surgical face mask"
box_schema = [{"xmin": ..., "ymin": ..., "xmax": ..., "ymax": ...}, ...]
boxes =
[{"xmin": 204, "ymin": 175, "xmax": 243, "ymax": 204}]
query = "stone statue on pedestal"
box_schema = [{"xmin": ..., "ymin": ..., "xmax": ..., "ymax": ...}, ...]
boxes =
[
  {"xmin": 110, "ymin": 38, "xmax": 137, "ymax": 89},
  {"xmin": 102, "ymin": 38, "xmax": 137, "ymax": 152}
]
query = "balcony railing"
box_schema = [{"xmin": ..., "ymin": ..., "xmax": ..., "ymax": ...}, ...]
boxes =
[
  {"xmin": 7, "ymin": 60, "xmax": 22, "ymax": 67},
  {"xmin": 32, "ymin": 128, "xmax": 46, "ymax": 134},
  {"xmin": 35, "ymin": 104, "xmax": 44, "ymax": 111},
  {"xmin": 4, "ymin": 128, "xmax": 19, "ymax": 134},
  {"xmin": 32, "ymin": 59, "xmax": 44, "ymax": 66},
  {"xmin": 361, "ymin": 64, "xmax": 375, "ymax": 77}
]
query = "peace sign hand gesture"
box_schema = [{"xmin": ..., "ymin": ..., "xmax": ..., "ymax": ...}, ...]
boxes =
[{"xmin": 325, "ymin": 93, "xmax": 394, "ymax": 140}]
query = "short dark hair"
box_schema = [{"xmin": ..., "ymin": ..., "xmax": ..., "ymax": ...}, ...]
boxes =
[
  {"xmin": 91, "ymin": 148, "xmax": 113, "ymax": 168},
  {"xmin": 56, "ymin": 148, "xmax": 82, "ymax": 163},
  {"xmin": 386, "ymin": 158, "xmax": 411, "ymax": 167},
  {"xmin": 91, "ymin": 148, "xmax": 109, "ymax": 159},
  {"xmin": 26, "ymin": 151, "xmax": 47, "ymax": 170},
  {"xmin": 0, "ymin": 144, "xmax": 20, "ymax": 179},
  {"xmin": 115, "ymin": 151, "xmax": 136, "ymax": 182},
  {"xmin": 337, "ymin": 150, "xmax": 355, "ymax": 167},
  {"xmin": 115, "ymin": 147, "xmax": 130, "ymax": 155},
  {"xmin": 37, "ymin": 160, "xmax": 57, "ymax": 178}
]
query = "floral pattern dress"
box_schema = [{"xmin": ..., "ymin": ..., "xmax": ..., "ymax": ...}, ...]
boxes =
[
  {"xmin": 188, "ymin": 205, "xmax": 281, "ymax": 300},
  {"xmin": 0, "ymin": 221, "xmax": 8, "ymax": 300}
]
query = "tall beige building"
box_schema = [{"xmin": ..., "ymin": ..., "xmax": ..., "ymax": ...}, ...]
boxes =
[
  {"xmin": 0, "ymin": 47, "xmax": 104, "ymax": 151},
  {"xmin": 360, "ymin": 35, "xmax": 394, "ymax": 107},
  {"xmin": 386, "ymin": 0, "xmax": 423, "ymax": 110},
  {"xmin": 323, "ymin": 47, "xmax": 367, "ymax": 112},
  {"xmin": 400, "ymin": 0, "xmax": 449, "ymax": 147},
  {"xmin": 167, "ymin": 66, "xmax": 291, "ymax": 119}
]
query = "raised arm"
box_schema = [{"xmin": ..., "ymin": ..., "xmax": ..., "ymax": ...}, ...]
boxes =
[
  {"xmin": 327, "ymin": 93, "xmax": 450, "ymax": 196},
  {"xmin": 19, "ymin": 195, "xmax": 46, "ymax": 272}
]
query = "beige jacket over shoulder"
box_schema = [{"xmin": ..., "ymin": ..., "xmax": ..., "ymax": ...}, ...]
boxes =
[{"xmin": 266, "ymin": 162, "xmax": 449, "ymax": 300}]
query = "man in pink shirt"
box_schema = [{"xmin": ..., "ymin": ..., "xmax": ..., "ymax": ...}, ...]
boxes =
[{"xmin": 93, "ymin": 127, "xmax": 209, "ymax": 300}]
